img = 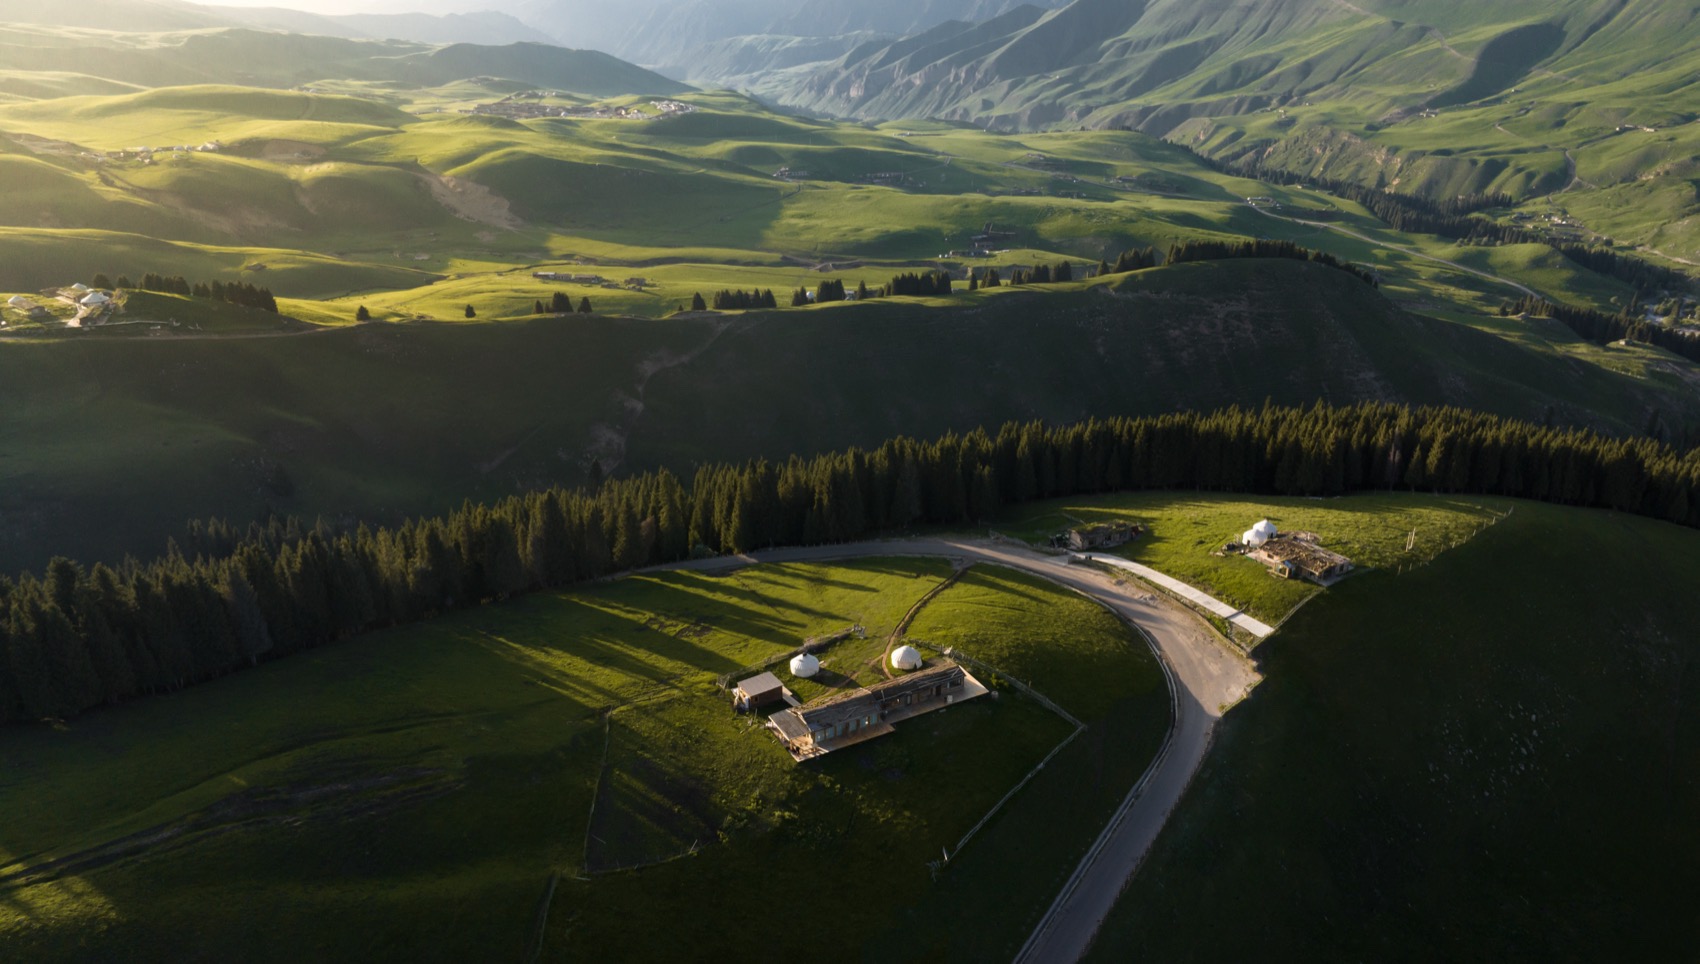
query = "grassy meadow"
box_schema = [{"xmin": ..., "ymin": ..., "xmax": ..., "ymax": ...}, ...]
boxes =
[
  {"xmin": 1087, "ymin": 500, "xmax": 1700, "ymax": 960},
  {"xmin": 995, "ymin": 491, "xmax": 1511, "ymax": 630},
  {"xmin": 0, "ymin": 556, "xmax": 1169, "ymax": 961}
]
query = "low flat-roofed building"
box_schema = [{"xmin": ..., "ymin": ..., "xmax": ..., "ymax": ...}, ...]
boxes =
[
  {"xmin": 1247, "ymin": 536, "xmax": 1353, "ymax": 585},
  {"xmin": 767, "ymin": 661, "xmax": 988, "ymax": 762}
]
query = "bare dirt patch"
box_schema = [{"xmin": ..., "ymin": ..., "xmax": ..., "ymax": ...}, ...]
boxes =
[
  {"xmin": 257, "ymin": 139, "xmax": 327, "ymax": 162},
  {"xmin": 422, "ymin": 173, "xmax": 522, "ymax": 229}
]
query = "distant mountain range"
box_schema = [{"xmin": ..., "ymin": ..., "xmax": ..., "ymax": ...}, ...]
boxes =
[
  {"xmin": 755, "ymin": 0, "xmax": 1696, "ymax": 125},
  {"xmin": 0, "ymin": 0, "xmax": 554, "ymax": 45},
  {"xmin": 514, "ymin": 0, "xmax": 1068, "ymax": 73}
]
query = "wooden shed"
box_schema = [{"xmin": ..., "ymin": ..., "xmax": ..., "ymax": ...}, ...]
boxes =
[{"xmin": 732, "ymin": 671, "xmax": 786, "ymax": 711}]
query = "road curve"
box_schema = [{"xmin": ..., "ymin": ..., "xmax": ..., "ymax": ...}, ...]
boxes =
[{"xmin": 652, "ymin": 537, "xmax": 1260, "ymax": 962}]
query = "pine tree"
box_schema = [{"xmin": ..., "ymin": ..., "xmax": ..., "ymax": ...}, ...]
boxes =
[
  {"xmin": 464, "ymin": 304, "xmax": 477, "ymax": 318},
  {"xmin": 690, "ymin": 292, "xmax": 707, "ymax": 311},
  {"xmin": 355, "ymin": 305, "xmax": 371, "ymax": 322},
  {"xmin": 577, "ymin": 297, "xmax": 592, "ymax": 313}
]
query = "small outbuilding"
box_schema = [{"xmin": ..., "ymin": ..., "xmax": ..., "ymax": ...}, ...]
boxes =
[
  {"xmin": 1066, "ymin": 520, "xmax": 1140, "ymax": 551},
  {"xmin": 789, "ymin": 653, "xmax": 820, "ymax": 678},
  {"xmin": 6, "ymin": 295, "xmax": 30, "ymax": 308},
  {"xmin": 890, "ymin": 644, "xmax": 923, "ymax": 671},
  {"xmin": 79, "ymin": 292, "xmax": 111, "ymax": 307},
  {"xmin": 732, "ymin": 671, "xmax": 787, "ymax": 711}
]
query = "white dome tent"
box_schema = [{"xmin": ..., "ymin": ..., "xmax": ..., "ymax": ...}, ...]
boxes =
[
  {"xmin": 1242, "ymin": 519, "xmax": 1278, "ymax": 548},
  {"xmin": 890, "ymin": 645, "xmax": 923, "ymax": 671},
  {"xmin": 789, "ymin": 653, "xmax": 820, "ymax": 678}
]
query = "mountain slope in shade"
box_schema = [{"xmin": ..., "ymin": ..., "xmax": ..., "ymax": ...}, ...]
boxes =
[
  {"xmin": 516, "ymin": 0, "xmax": 1067, "ymax": 68},
  {"xmin": 206, "ymin": 7, "xmax": 560, "ymax": 46}
]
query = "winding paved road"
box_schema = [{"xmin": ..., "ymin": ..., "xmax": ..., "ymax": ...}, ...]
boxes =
[{"xmin": 654, "ymin": 537, "xmax": 1260, "ymax": 961}]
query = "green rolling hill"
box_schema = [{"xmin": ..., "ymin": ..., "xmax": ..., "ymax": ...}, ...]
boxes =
[{"xmin": 0, "ymin": 260, "xmax": 1692, "ymax": 574}]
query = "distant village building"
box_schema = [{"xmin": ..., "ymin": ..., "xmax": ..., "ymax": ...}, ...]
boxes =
[
  {"xmin": 532, "ymin": 272, "xmax": 605, "ymax": 284},
  {"xmin": 6, "ymin": 295, "xmax": 30, "ymax": 308},
  {"xmin": 1065, "ymin": 520, "xmax": 1141, "ymax": 551},
  {"xmin": 766, "ymin": 661, "xmax": 988, "ymax": 761}
]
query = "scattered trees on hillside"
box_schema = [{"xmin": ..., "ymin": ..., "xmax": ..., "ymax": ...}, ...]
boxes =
[
  {"xmin": 355, "ymin": 305, "xmax": 371, "ymax": 322},
  {"xmin": 1502, "ymin": 295, "xmax": 1700, "ymax": 364},
  {"xmin": 577, "ymin": 297, "xmax": 593, "ymax": 313},
  {"xmin": 1109, "ymin": 247, "xmax": 1161, "ymax": 273},
  {"xmin": 7, "ymin": 400, "xmax": 1700, "ymax": 725},
  {"xmin": 1181, "ymin": 144, "xmax": 1690, "ymax": 293},
  {"xmin": 550, "ymin": 291, "xmax": 573, "ymax": 313},
  {"xmin": 135, "ymin": 273, "xmax": 279, "ymax": 312}
]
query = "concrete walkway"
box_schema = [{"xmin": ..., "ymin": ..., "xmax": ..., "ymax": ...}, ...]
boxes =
[{"xmin": 1073, "ymin": 552, "xmax": 1276, "ymax": 638}]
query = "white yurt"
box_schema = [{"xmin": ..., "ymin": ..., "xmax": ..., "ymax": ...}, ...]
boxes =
[
  {"xmin": 79, "ymin": 292, "xmax": 111, "ymax": 307},
  {"xmin": 890, "ymin": 644, "xmax": 923, "ymax": 671},
  {"xmin": 789, "ymin": 652, "xmax": 820, "ymax": 678},
  {"xmin": 1242, "ymin": 519, "xmax": 1278, "ymax": 548}
]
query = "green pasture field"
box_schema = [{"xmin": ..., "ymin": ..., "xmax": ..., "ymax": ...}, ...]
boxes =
[
  {"xmin": 1088, "ymin": 500, "xmax": 1700, "ymax": 960},
  {"xmin": 994, "ymin": 491, "xmax": 1508, "ymax": 629},
  {"xmin": 0, "ymin": 81, "xmax": 1675, "ymax": 324},
  {"xmin": 0, "ymin": 555, "xmax": 1169, "ymax": 962}
]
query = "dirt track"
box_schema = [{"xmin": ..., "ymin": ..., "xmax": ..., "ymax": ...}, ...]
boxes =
[{"xmin": 654, "ymin": 537, "xmax": 1260, "ymax": 962}]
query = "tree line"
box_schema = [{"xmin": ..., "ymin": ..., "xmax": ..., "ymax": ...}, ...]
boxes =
[
  {"xmin": 1501, "ymin": 295, "xmax": 1700, "ymax": 364},
  {"xmin": 6, "ymin": 400, "xmax": 1700, "ymax": 725},
  {"xmin": 1164, "ymin": 239, "xmax": 1379, "ymax": 287},
  {"xmin": 1005, "ymin": 262, "xmax": 1075, "ymax": 285},
  {"xmin": 884, "ymin": 271, "xmax": 954, "ymax": 297},
  {"xmin": 713, "ymin": 289, "xmax": 779, "ymax": 310},
  {"xmin": 125, "ymin": 273, "xmax": 280, "ymax": 313}
]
